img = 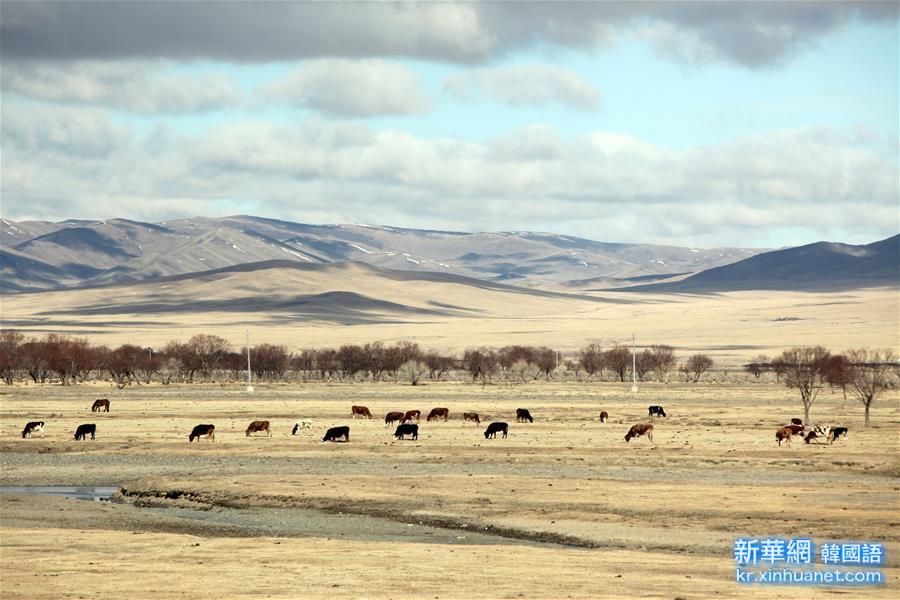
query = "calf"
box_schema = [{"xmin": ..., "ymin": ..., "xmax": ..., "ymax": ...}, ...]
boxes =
[
  {"xmin": 394, "ymin": 423, "xmax": 418, "ymax": 440},
  {"xmin": 351, "ymin": 405, "xmax": 372, "ymax": 419},
  {"xmin": 245, "ymin": 420, "xmax": 271, "ymax": 437},
  {"xmin": 804, "ymin": 425, "xmax": 833, "ymax": 445},
  {"xmin": 384, "ymin": 411, "xmax": 404, "ymax": 426},
  {"xmin": 463, "ymin": 412, "xmax": 481, "ymax": 424},
  {"xmin": 426, "ymin": 407, "xmax": 449, "ymax": 421},
  {"xmin": 91, "ymin": 399, "xmax": 110, "ymax": 412},
  {"xmin": 484, "ymin": 422, "xmax": 508, "ymax": 439},
  {"xmin": 292, "ymin": 419, "xmax": 313, "ymax": 435},
  {"xmin": 515, "ymin": 408, "xmax": 533, "ymax": 423},
  {"xmin": 776, "ymin": 426, "xmax": 793, "ymax": 447},
  {"xmin": 21, "ymin": 421, "xmax": 44, "ymax": 439},
  {"xmin": 189, "ymin": 424, "xmax": 215, "ymax": 443},
  {"xmin": 648, "ymin": 405, "xmax": 667, "ymax": 418},
  {"xmin": 323, "ymin": 426, "xmax": 350, "ymax": 443},
  {"xmin": 74, "ymin": 423, "xmax": 96, "ymax": 441},
  {"xmin": 625, "ymin": 423, "xmax": 654, "ymax": 443},
  {"xmin": 831, "ymin": 427, "xmax": 849, "ymax": 441},
  {"xmin": 401, "ymin": 410, "xmax": 421, "ymax": 423},
  {"xmin": 599, "ymin": 411, "xmax": 609, "ymax": 423}
]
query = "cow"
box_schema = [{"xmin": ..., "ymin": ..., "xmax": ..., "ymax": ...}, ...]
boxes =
[
  {"xmin": 245, "ymin": 420, "xmax": 271, "ymax": 437},
  {"xmin": 323, "ymin": 426, "xmax": 350, "ymax": 443},
  {"xmin": 401, "ymin": 410, "xmax": 421, "ymax": 423},
  {"xmin": 91, "ymin": 399, "xmax": 110, "ymax": 413},
  {"xmin": 515, "ymin": 408, "xmax": 534, "ymax": 423},
  {"xmin": 804, "ymin": 426, "xmax": 833, "ymax": 445},
  {"xmin": 292, "ymin": 420, "xmax": 313, "ymax": 435},
  {"xmin": 625, "ymin": 423, "xmax": 654, "ymax": 443},
  {"xmin": 484, "ymin": 422, "xmax": 508, "ymax": 439},
  {"xmin": 783, "ymin": 424, "xmax": 805, "ymax": 436},
  {"xmin": 463, "ymin": 412, "xmax": 481, "ymax": 424},
  {"xmin": 599, "ymin": 411, "xmax": 609, "ymax": 423},
  {"xmin": 189, "ymin": 424, "xmax": 215, "ymax": 443},
  {"xmin": 776, "ymin": 426, "xmax": 793, "ymax": 447},
  {"xmin": 831, "ymin": 427, "xmax": 849, "ymax": 442},
  {"xmin": 21, "ymin": 421, "xmax": 44, "ymax": 439},
  {"xmin": 426, "ymin": 407, "xmax": 449, "ymax": 421},
  {"xmin": 394, "ymin": 423, "xmax": 418, "ymax": 440},
  {"xmin": 790, "ymin": 418, "xmax": 803, "ymax": 426},
  {"xmin": 351, "ymin": 405, "xmax": 372, "ymax": 419},
  {"xmin": 74, "ymin": 423, "xmax": 96, "ymax": 441},
  {"xmin": 648, "ymin": 406, "xmax": 667, "ymax": 418},
  {"xmin": 384, "ymin": 411, "xmax": 405, "ymax": 426}
]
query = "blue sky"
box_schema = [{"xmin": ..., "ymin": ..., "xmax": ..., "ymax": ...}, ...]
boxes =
[{"xmin": 1, "ymin": 1, "xmax": 898, "ymax": 248}]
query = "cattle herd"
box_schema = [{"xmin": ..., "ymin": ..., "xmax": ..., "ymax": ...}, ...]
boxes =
[{"xmin": 17, "ymin": 400, "xmax": 850, "ymax": 448}]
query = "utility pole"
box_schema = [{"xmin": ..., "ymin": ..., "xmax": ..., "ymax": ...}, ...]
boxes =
[
  {"xmin": 630, "ymin": 333, "xmax": 638, "ymax": 393},
  {"xmin": 245, "ymin": 330, "xmax": 254, "ymax": 393}
]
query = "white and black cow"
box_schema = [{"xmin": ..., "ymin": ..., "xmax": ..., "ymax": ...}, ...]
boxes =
[
  {"xmin": 804, "ymin": 425, "xmax": 834, "ymax": 445},
  {"xmin": 22, "ymin": 421, "xmax": 44, "ymax": 439},
  {"xmin": 292, "ymin": 419, "xmax": 313, "ymax": 435}
]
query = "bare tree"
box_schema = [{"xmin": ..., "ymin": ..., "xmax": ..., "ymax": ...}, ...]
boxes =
[
  {"xmin": 0, "ymin": 330, "xmax": 24, "ymax": 385},
  {"xmin": 821, "ymin": 354, "xmax": 851, "ymax": 400},
  {"xmin": 685, "ymin": 354, "xmax": 714, "ymax": 383},
  {"xmin": 534, "ymin": 347, "xmax": 557, "ymax": 378},
  {"xmin": 248, "ymin": 343, "xmax": 290, "ymax": 380},
  {"xmin": 604, "ymin": 345, "xmax": 631, "ymax": 382},
  {"xmin": 844, "ymin": 349, "xmax": 897, "ymax": 426},
  {"xmin": 771, "ymin": 346, "xmax": 830, "ymax": 424},
  {"xmin": 188, "ymin": 334, "xmax": 230, "ymax": 381},
  {"xmin": 649, "ymin": 345, "xmax": 676, "ymax": 383},
  {"xmin": 744, "ymin": 354, "xmax": 769, "ymax": 379},
  {"xmin": 462, "ymin": 347, "xmax": 498, "ymax": 385},
  {"xmin": 398, "ymin": 360, "xmax": 428, "ymax": 386},
  {"xmin": 577, "ymin": 344, "xmax": 604, "ymax": 380},
  {"xmin": 424, "ymin": 351, "xmax": 455, "ymax": 380}
]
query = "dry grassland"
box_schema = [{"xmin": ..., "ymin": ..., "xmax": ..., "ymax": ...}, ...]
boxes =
[{"xmin": 1, "ymin": 381, "xmax": 898, "ymax": 598}]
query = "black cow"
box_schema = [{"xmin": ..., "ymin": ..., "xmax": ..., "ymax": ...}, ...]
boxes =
[
  {"xmin": 515, "ymin": 408, "xmax": 533, "ymax": 423},
  {"xmin": 394, "ymin": 423, "xmax": 418, "ymax": 440},
  {"xmin": 189, "ymin": 424, "xmax": 215, "ymax": 443},
  {"xmin": 648, "ymin": 405, "xmax": 667, "ymax": 418},
  {"xmin": 484, "ymin": 422, "xmax": 509, "ymax": 439},
  {"xmin": 831, "ymin": 427, "xmax": 849, "ymax": 441},
  {"xmin": 74, "ymin": 423, "xmax": 96, "ymax": 441},
  {"xmin": 323, "ymin": 426, "xmax": 350, "ymax": 443}
]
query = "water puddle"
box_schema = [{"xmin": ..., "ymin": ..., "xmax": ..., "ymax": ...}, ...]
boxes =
[{"xmin": 0, "ymin": 485, "xmax": 119, "ymax": 501}]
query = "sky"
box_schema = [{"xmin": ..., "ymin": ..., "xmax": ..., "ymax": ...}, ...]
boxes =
[{"xmin": 1, "ymin": 1, "xmax": 898, "ymax": 248}]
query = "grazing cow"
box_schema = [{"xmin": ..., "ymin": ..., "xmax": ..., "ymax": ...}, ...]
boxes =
[
  {"xmin": 463, "ymin": 412, "xmax": 481, "ymax": 424},
  {"xmin": 776, "ymin": 426, "xmax": 793, "ymax": 447},
  {"xmin": 426, "ymin": 407, "xmax": 449, "ymax": 421},
  {"xmin": 401, "ymin": 410, "xmax": 421, "ymax": 423},
  {"xmin": 515, "ymin": 408, "xmax": 534, "ymax": 423},
  {"xmin": 394, "ymin": 423, "xmax": 419, "ymax": 440},
  {"xmin": 74, "ymin": 423, "xmax": 96, "ymax": 441},
  {"xmin": 625, "ymin": 423, "xmax": 654, "ymax": 443},
  {"xmin": 189, "ymin": 424, "xmax": 215, "ymax": 443},
  {"xmin": 91, "ymin": 399, "xmax": 110, "ymax": 412},
  {"xmin": 804, "ymin": 426, "xmax": 833, "ymax": 445},
  {"xmin": 484, "ymin": 422, "xmax": 508, "ymax": 439},
  {"xmin": 292, "ymin": 420, "xmax": 313, "ymax": 435},
  {"xmin": 790, "ymin": 418, "xmax": 803, "ymax": 426},
  {"xmin": 245, "ymin": 420, "xmax": 271, "ymax": 437},
  {"xmin": 384, "ymin": 411, "xmax": 405, "ymax": 426},
  {"xmin": 351, "ymin": 405, "xmax": 372, "ymax": 419},
  {"xmin": 831, "ymin": 427, "xmax": 849, "ymax": 441},
  {"xmin": 21, "ymin": 421, "xmax": 44, "ymax": 439},
  {"xmin": 599, "ymin": 411, "xmax": 609, "ymax": 423},
  {"xmin": 322, "ymin": 426, "xmax": 350, "ymax": 443},
  {"xmin": 648, "ymin": 406, "xmax": 667, "ymax": 418},
  {"xmin": 783, "ymin": 424, "xmax": 805, "ymax": 436}
]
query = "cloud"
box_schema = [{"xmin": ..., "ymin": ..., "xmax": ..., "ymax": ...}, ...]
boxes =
[
  {"xmin": 2, "ymin": 1, "xmax": 895, "ymax": 68},
  {"xmin": 1, "ymin": 61, "xmax": 243, "ymax": 114},
  {"xmin": 2, "ymin": 112, "xmax": 896, "ymax": 245},
  {"xmin": 260, "ymin": 60, "xmax": 430, "ymax": 117},
  {"xmin": 444, "ymin": 65, "xmax": 601, "ymax": 111}
]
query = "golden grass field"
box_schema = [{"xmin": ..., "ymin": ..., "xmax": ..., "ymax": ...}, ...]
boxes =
[
  {"xmin": 1, "ymin": 266, "xmax": 897, "ymax": 365},
  {"xmin": 1, "ymin": 380, "xmax": 898, "ymax": 599}
]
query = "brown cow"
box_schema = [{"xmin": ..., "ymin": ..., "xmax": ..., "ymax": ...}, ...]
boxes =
[
  {"xmin": 401, "ymin": 410, "xmax": 421, "ymax": 423},
  {"xmin": 776, "ymin": 426, "xmax": 793, "ymax": 447},
  {"xmin": 625, "ymin": 423, "xmax": 653, "ymax": 443},
  {"xmin": 599, "ymin": 411, "xmax": 609, "ymax": 423},
  {"xmin": 91, "ymin": 399, "xmax": 110, "ymax": 412},
  {"xmin": 245, "ymin": 420, "xmax": 271, "ymax": 437},
  {"xmin": 783, "ymin": 424, "xmax": 804, "ymax": 436},
  {"xmin": 385, "ymin": 411, "xmax": 404, "ymax": 426},
  {"xmin": 463, "ymin": 412, "xmax": 480, "ymax": 424},
  {"xmin": 189, "ymin": 424, "xmax": 215, "ymax": 443},
  {"xmin": 351, "ymin": 405, "xmax": 372, "ymax": 419},
  {"xmin": 426, "ymin": 407, "xmax": 449, "ymax": 421}
]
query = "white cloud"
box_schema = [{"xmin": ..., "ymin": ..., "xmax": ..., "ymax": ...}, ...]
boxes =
[
  {"xmin": 444, "ymin": 65, "xmax": 601, "ymax": 111},
  {"xmin": 260, "ymin": 60, "xmax": 430, "ymax": 117}
]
